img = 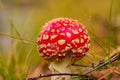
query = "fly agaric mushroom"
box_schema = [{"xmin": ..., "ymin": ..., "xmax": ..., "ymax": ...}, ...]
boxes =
[{"xmin": 37, "ymin": 18, "xmax": 90, "ymax": 80}]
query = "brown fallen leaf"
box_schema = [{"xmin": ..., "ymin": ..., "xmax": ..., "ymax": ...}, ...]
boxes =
[
  {"xmin": 27, "ymin": 61, "xmax": 51, "ymax": 80},
  {"xmin": 90, "ymin": 65, "xmax": 120, "ymax": 80},
  {"xmin": 0, "ymin": 76, "xmax": 3, "ymax": 80}
]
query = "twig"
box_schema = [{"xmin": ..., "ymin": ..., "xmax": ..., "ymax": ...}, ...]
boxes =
[
  {"xmin": 25, "ymin": 73, "xmax": 89, "ymax": 80},
  {"xmin": 72, "ymin": 63, "xmax": 95, "ymax": 68},
  {"xmin": 83, "ymin": 52, "xmax": 120, "ymax": 75}
]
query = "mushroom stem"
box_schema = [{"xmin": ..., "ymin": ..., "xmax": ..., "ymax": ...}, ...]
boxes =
[{"xmin": 49, "ymin": 53, "xmax": 73, "ymax": 80}]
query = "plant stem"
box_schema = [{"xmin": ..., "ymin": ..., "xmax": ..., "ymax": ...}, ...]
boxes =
[{"xmin": 0, "ymin": 33, "xmax": 36, "ymax": 45}]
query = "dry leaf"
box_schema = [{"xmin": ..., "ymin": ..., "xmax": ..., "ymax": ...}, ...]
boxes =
[
  {"xmin": 90, "ymin": 65, "xmax": 120, "ymax": 80},
  {"xmin": 27, "ymin": 61, "xmax": 51, "ymax": 80}
]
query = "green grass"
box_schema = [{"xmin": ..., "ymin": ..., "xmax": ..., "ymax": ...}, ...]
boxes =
[{"xmin": 0, "ymin": 0, "xmax": 119, "ymax": 80}]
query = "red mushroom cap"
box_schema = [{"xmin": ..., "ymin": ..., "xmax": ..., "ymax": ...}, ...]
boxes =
[{"xmin": 37, "ymin": 18, "xmax": 90, "ymax": 60}]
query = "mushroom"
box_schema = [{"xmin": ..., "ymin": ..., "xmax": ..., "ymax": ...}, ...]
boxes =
[{"xmin": 37, "ymin": 18, "xmax": 90, "ymax": 80}]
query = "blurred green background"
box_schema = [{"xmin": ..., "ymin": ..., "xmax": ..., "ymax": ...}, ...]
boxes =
[{"xmin": 0, "ymin": 0, "xmax": 120, "ymax": 80}]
